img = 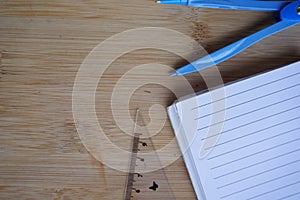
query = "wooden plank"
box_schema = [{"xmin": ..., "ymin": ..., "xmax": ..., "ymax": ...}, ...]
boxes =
[{"xmin": 1, "ymin": 0, "xmax": 299, "ymax": 199}]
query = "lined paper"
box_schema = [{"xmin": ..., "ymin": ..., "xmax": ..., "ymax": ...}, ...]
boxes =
[{"xmin": 168, "ymin": 61, "xmax": 300, "ymax": 200}]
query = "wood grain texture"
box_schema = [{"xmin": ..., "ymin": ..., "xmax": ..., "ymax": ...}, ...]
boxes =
[{"xmin": 0, "ymin": 0, "xmax": 299, "ymax": 199}]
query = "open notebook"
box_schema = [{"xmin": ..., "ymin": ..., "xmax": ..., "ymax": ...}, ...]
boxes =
[{"xmin": 168, "ymin": 61, "xmax": 300, "ymax": 200}]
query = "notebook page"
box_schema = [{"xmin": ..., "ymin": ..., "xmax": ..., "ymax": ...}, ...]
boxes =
[{"xmin": 173, "ymin": 61, "xmax": 300, "ymax": 200}]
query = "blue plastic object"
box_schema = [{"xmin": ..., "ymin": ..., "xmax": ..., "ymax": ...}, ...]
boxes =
[
  {"xmin": 164, "ymin": 1, "xmax": 300, "ymax": 76},
  {"xmin": 158, "ymin": 0, "xmax": 295, "ymax": 11}
]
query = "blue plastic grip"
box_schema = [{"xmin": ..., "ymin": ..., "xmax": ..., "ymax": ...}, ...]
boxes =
[
  {"xmin": 159, "ymin": 0, "xmax": 294, "ymax": 11},
  {"xmin": 187, "ymin": 0, "xmax": 293, "ymax": 11},
  {"xmin": 158, "ymin": 0, "xmax": 188, "ymax": 5},
  {"xmin": 174, "ymin": 1, "xmax": 300, "ymax": 76}
]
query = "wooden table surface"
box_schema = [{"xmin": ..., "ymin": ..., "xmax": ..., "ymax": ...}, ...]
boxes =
[{"xmin": 1, "ymin": 1, "xmax": 299, "ymax": 199}]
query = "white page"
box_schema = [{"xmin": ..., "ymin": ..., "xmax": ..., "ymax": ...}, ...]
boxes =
[{"xmin": 169, "ymin": 61, "xmax": 300, "ymax": 200}]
